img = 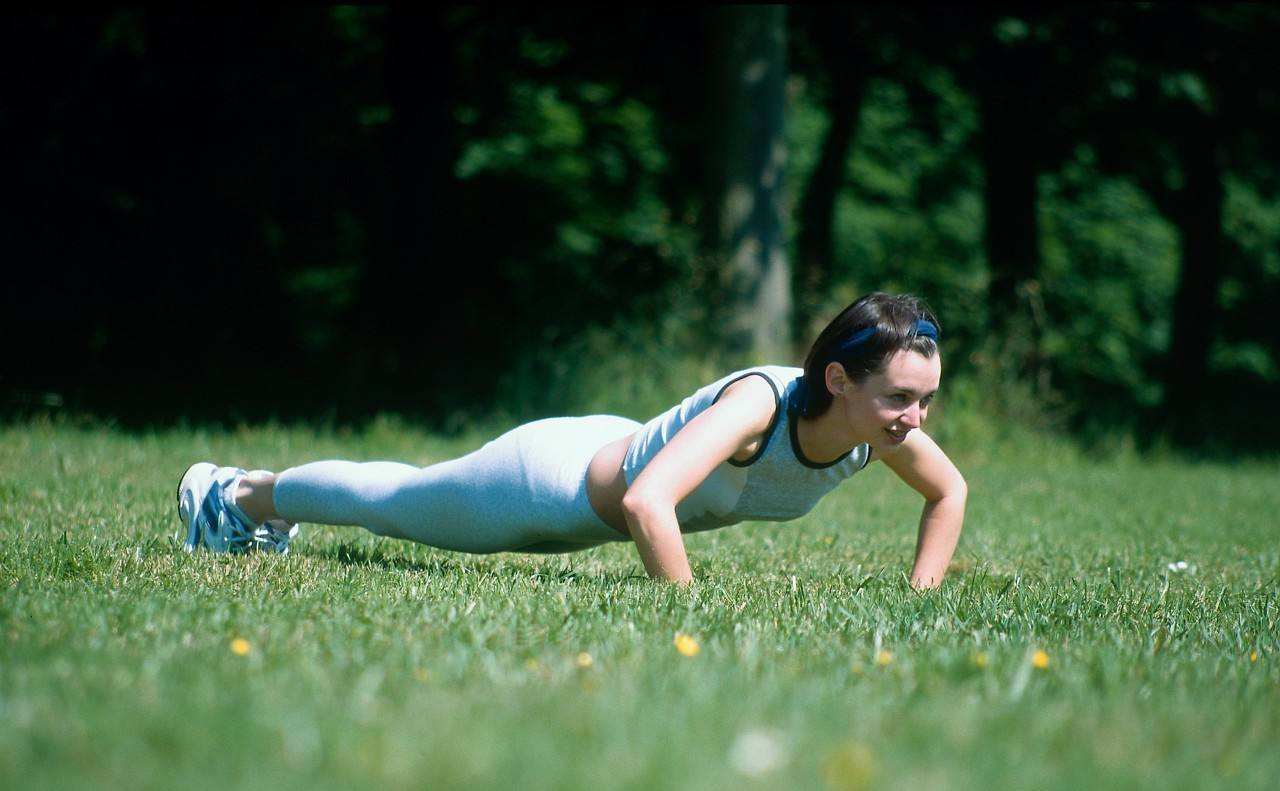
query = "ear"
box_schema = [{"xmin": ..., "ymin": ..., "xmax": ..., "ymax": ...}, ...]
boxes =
[{"xmin": 824, "ymin": 362, "xmax": 849, "ymax": 398}]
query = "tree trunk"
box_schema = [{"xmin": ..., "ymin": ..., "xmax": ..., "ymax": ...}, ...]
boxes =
[
  {"xmin": 1165, "ymin": 118, "xmax": 1225, "ymax": 441},
  {"xmin": 795, "ymin": 35, "xmax": 867, "ymax": 345},
  {"xmin": 978, "ymin": 50, "xmax": 1041, "ymax": 331},
  {"xmin": 977, "ymin": 40, "xmax": 1045, "ymax": 387},
  {"xmin": 704, "ymin": 6, "xmax": 792, "ymax": 364}
]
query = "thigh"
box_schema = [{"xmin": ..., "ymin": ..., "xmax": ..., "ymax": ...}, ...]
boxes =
[
  {"xmin": 386, "ymin": 415, "xmax": 640, "ymax": 553},
  {"xmin": 511, "ymin": 415, "xmax": 641, "ymax": 542},
  {"xmin": 379, "ymin": 435, "xmax": 536, "ymax": 553}
]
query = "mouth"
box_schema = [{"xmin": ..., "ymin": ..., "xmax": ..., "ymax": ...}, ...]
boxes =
[{"xmin": 884, "ymin": 427, "xmax": 909, "ymax": 444}]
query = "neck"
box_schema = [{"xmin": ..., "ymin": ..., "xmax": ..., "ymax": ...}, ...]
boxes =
[{"xmin": 795, "ymin": 405, "xmax": 861, "ymax": 463}]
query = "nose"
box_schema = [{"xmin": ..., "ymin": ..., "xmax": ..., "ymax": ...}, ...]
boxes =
[{"xmin": 900, "ymin": 403, "xmax": 922, "ymax": 429}]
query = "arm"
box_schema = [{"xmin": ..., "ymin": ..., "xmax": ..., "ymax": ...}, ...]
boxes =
[
  {"xmin": 621, "ymin": 377, "xmax": 777, "ymax": 585},
  {"xmin": 877, "ymin": 429, "xmax": 968, "ymax": 589}
]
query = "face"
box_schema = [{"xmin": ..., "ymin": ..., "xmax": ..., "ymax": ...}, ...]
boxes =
[{"xmin": 828, "ymin": 350, "xmax": 941, "ymax": 450}]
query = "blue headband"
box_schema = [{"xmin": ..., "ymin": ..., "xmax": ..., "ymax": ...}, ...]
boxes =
[{"xmin": 837, "ymin": 320, "xmax": 938, "ymax": 352}]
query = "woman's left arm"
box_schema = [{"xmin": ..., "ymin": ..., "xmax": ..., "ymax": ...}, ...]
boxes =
[{"xmin": 877, "ymin": 430, "xmax": 968, "ymax": 589}]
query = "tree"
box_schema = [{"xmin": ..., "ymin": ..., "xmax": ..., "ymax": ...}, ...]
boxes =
[
  {"xmin": 704, "ymin": 6, "xmax": 791, "ymax": 363},
  {"xmin": 964, "ymin": 12, "xmax": 1097, "ymax": 382},
  {"xmin": 790, "ymin": 7, "xmax": 870, "ymax": 342},
  {"xmin": 1088, "ymin": 5, "xmax": 1280, "ymax": 441}
]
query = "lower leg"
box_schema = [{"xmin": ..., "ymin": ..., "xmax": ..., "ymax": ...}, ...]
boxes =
[
  {"xmin": 268, "ymin": 459, "xmax": 516, "ymax": 551},
  {"xmin": 234, "ymin": 471, "xmax": 280, "ymax": 524},
  {"xmin": 268, "ymin": 461, "xmax": 425, "ymax": 538}
]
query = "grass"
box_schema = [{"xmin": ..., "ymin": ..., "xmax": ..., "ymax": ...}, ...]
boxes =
[{"xmin": 1, "ymin": 415, "xmax": 1277, "ymax": 790}]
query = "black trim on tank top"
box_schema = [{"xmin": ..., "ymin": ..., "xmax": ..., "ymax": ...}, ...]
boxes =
[
  {"xmin": 786, "ymin": 387, "xmax": 854, "ymax": 469},
  {"xmin": 711, "ymin": 371, "xmax": 782, "ymax": 467}
]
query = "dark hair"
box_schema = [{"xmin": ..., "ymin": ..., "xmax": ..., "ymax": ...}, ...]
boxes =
[{"xmin": 797, "ymin": 292, "xmax": 941, "ymax": 418}]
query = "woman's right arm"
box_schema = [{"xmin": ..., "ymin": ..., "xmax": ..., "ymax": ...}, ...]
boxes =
[{"xmin": 621, "ymin": 377, "xmax": 777, "ymax": 585}]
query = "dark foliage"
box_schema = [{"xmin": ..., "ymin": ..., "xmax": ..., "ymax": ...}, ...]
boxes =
[{"xmin": 3, "ymin": 7, "xmax": 1278, "ymax": 448}]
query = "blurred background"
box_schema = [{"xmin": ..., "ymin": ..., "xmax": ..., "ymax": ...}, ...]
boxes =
[{"xmin": 3, "ymin": 7, "xmax": 1278, "ymax": 450}]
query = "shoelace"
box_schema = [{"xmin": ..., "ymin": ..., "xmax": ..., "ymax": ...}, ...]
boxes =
[
  {"xmin": 216, "ymin": 508, "xmax": 258, "ymax": 553},
  {"xmin": 214, "ymin": 505, "xmax": 295, "ymax": 554},
  {"xmin": 251, "ymin": 523, "xmax": 296, "ymax": 554}
]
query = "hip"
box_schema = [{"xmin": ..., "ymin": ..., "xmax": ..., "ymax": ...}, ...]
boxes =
[{"xmin": 504, "ymin": 415, "xmax": 638, "ymax": 539}]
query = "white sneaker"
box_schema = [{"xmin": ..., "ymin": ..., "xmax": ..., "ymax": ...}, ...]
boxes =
[{"xmin": 175, "ymin": 462, "xmax": 299, "ymax": 554}]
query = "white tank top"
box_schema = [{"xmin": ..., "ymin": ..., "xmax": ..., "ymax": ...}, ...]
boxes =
[{"xmin": 622, "ymin": 366, "xmax": 871, "ymax": 533}]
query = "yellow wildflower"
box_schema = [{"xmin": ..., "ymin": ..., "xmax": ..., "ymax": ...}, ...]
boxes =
[
  {"xmin": 230, "ymin": 637, "xmax": 251, "ymax": 656},
  {"xmin": 1250, "ymin": 651, "xmax": 1258, "ymax": 663},
  {"xmin": 821, "ymin": 741, "xmax": 876, "ymax": 791},
  {"xmin": 674, "ymin": 633, "xmax": 700, "ymax": 657},
  {"xmin": 413, "ymin": 668, "xmax": 430, "ymax": 682},
  {"xmin": 875, "ymin": 650, "xmax": 893, "ymax": 667},
  {"xmin": 972, "ymin": 651, "xmax": 989, "ymax": 669},
  {"xmin": 1032, "ymin": 650, "xmax": 1049, "ymax": 669},
  {"xmin": 575, "ymin": 651, "xmax": 594, "ymax": 668}
]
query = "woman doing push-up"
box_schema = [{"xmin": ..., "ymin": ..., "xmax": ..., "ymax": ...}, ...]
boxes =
[{"xmin": 176, "ymin": 292, "xmax": 967, "ymax": 587}]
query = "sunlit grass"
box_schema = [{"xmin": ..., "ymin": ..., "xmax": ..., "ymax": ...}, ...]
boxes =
[{"xmin": 1, "ymin": 417, "xmax": 1277, "ymax": 790}]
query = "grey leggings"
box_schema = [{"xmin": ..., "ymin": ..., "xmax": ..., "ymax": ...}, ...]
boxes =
[{"xmin": 273, "ymin": 415, "xmax": 640, "ymax": 554}]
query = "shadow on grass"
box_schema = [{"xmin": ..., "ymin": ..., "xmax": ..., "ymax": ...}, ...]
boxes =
[
  {"xmin": 308, "ymin": 542, "xmax": 460, "ymax": 575},
  {"xmin": 311, "ymin": 541, "xmax": 649, "ymax": 586}
]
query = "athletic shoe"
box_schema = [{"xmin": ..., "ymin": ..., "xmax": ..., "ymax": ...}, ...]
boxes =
[{"xmin": 175, "ymin": 462, "xmax": 299, "ymax": 554}]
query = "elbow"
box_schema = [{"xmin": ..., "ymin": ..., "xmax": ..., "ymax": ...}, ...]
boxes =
[
  {"xmin": 621, "ymin": 490, "xmax": 659, "ymax": 520},
  {"xmin": 931, "ymin": 474, "xmax": 967, "ymax": 505},
  {"xmin": 621, "ymin": 488, "xmax": 675, "ymax": 526},
  {"xmin": 620, "ymin": 490, "xmax": 674, "ymax": 544}
]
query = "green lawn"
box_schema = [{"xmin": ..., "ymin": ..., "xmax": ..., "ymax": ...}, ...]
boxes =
[{"xmin": 2, "ymin": 417, "xmax": 1277, "ymax": 790}]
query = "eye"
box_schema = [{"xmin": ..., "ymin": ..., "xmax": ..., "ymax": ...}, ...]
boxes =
[
  {"xmin": 921, "ymin": 396, "xmax": 934, "ymax": 408},
  {"xmin": 888, "ymin": 393, "xmax": 909, "ymax": 405}
]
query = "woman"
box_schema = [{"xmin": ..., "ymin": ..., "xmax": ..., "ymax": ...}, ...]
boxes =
[{"xmin": 176, "ymin": 292, "xmax": 967, "ymax": 587}]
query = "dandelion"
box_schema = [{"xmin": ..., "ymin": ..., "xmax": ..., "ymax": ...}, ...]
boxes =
[
  {"xmin": 413, "ymin": 668, "xmax": 430, "ymax": 682},
  {"xmin": 820, "ymin": 741, "xmax": 876, "ymax": 791},
  {"xmin": 972, "ymin": 651, "xmax": 989, "ymax": 670},
  {"xmin": 1250, "ymin": 651, "xmax": 1258, "ymax": 663},
  {"xmin": 728, "ymin": 728, "xmax": 789, "ymax": 778},
  {"xmin": 575, "ymin": 651, "xmax": 594, "ymax": 669},
  {"xmin": 674, "ymin": 633, "xmax": 700, "ymax": 657},
  {"xmin": 230, "ymin": 637, "xmax": 251, "ymax": 656},
  {"xmin": 1031, "ymin": 650, "xmax": 1049, "ymax": 669},
  {"xmin": 875, "ymin": 650, "xmax": 893, "ymax": 667},
  {"xmin": 525, "ymin": 658, "xmax": 543, "ymax": 672}
]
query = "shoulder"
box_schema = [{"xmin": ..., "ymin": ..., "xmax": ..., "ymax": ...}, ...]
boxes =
[
  {"xmin": 713, "ymin": 373, "xmax": 778, "ymax": 435},
  {"xmin": 710, "ymin": 366, "xmax": 795, "ymax": 402}
]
